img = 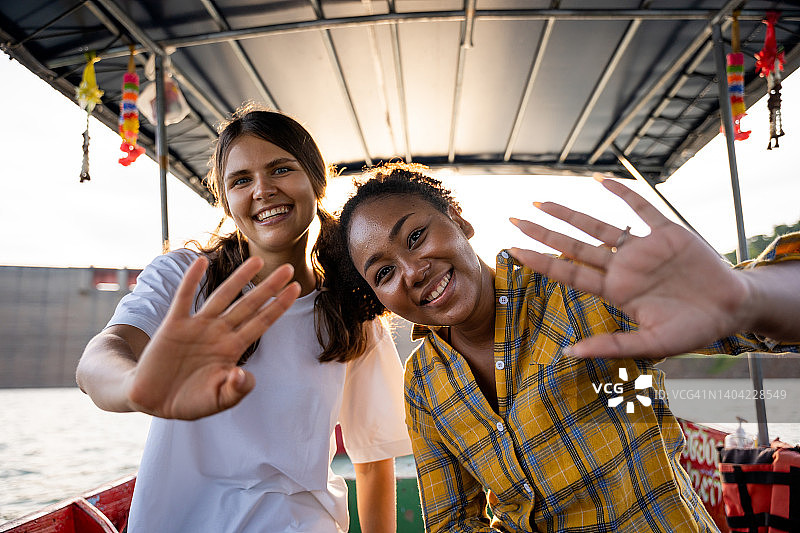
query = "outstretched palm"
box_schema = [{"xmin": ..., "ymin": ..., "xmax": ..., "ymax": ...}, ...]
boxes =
[
  {"xmin": 124, "ymin": 256, "xmax": 301, "ymax": 419},
  {"xmin": 509, "ymin": 178, "xmax": 748, "ymax": 358}
]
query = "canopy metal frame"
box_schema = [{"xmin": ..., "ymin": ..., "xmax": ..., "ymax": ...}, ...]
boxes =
[{"xmin": 4, "ymin": 3, "xmax": 799, "ymax": 191}]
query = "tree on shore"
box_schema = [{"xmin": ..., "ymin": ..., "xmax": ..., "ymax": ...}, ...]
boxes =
[{"xmin": 724, "ymin": 220, "xmax": 800, "ymax": 264}]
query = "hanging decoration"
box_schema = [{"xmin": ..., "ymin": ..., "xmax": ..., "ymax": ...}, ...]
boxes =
[
  {"xmin": 118, "ymin": 45, "xmax": 145, "ymax": 166},
  {"xmin": 726, "ymin": 11, "xmax": 750, "ymax": 141},
  {"xmin": 754, "ymin": 11, "xmax": 785, "ymax": 149},
  {"xmin": 138, "ymin": 53, "xmax": 190, "ymax": 127},
  {"xmin": 76, "ymin": 51, "xmax": 103, "ymax": 182}
]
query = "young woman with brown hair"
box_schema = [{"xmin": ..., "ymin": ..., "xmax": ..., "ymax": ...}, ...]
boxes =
[{"xmin": 76, "ymin": 106, "xmax": 411, "ymax": 532}]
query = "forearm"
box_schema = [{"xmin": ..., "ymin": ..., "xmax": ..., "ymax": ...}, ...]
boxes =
[
  {"xmin": 76, "ymin": 329, "xmax": 144, "ymax": 412},
  {"xmin": 738, "ymin": 262, "xmax": 800, "ymax": 342},
  {"xmin": 353, "ymin": 458, "xmax": 396, "ymax": 533}
]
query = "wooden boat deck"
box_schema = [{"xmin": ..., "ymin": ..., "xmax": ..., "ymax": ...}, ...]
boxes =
[{"xmin": 0, "ymin": 476, "xmax": 135, "ymax": 533}]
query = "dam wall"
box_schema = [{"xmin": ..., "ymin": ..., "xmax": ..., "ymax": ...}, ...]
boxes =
[
  {"xmin": 0, "ymin": 266, "xmax": 139, "ymax": 388},
  {"xmin": 1, "ymin": 265, "xmax": 796, "ymax": 388}
]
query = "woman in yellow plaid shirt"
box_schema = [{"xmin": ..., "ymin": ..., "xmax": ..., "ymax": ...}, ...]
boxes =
[{"xmin": 336, "ymin": 163, "xmax": 800, "ymax": 533}]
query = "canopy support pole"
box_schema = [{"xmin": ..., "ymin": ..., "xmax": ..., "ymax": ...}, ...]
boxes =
[
  {"xmin": 155, "ymin": 54, "xmax": 170, "ymax": 253},
  {"xmin": 712, "ymin": 22, "xmax": 769, "ymax": 447}
]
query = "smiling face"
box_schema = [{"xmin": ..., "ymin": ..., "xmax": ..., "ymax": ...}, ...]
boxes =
[
  {"xmin": 347, "ymin": 194, "xmax": 491, "ymax": 327},
  {"xmin": 221, "ymin": 135, "xmax": 318, "ymax": 258}
]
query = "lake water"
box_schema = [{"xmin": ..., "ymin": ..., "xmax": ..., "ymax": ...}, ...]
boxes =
[
  {"xmin": 0, "ymin": 388, "xmax": 150, "ymax": 523},
  {"xmin": 2, "ymin": 379, "xmax": 798, "ymax": 524}
]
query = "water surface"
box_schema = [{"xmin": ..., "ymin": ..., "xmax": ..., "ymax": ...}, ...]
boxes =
[{"xmin": 0, "ymin": 388, "xmax": 149, "ymax": 522}]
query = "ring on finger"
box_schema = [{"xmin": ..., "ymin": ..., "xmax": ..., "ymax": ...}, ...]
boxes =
[{"xmin": 611, "ymin": 226, "xmax": 632, "ymax": 254}]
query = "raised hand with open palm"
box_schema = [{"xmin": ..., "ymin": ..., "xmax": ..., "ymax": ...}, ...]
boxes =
[
  {"xmin": 123, "ymin": 255, "xmax": 301, "ymax": 419},
  {"xmin": 508, "ymin": 178, "xmax": 754, "ymax": 359}
]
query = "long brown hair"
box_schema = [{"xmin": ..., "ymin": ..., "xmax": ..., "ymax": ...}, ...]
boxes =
[{"xmin": 199, "ymin": 103, "xmax": 370, "ymax": 363}]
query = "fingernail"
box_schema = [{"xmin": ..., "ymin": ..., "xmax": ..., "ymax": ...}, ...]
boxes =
[
  {"xmin": 532, "ymin": 201, "xmax": 542, "ymax": 209},
  {"xmin": 509, "ymin": 217, "xmax": 520, "ymax": 225},
  {"xmin": 234, "ymin": 368, "xmax": 246, "ymax": 386},
  {"xmin": 564, "ymin": 346, "xmax": 588, "ymax": 358},
  {"xmin": 592, "ymin": 173, "xmax": 605, "ymax": 183}
]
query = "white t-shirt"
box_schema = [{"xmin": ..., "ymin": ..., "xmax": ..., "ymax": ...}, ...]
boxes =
[{"xmin": 107, "ymin": 250, "xmax": 411, "ymax": 533}]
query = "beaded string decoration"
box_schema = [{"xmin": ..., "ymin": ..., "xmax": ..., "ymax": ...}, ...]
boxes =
[
  {"xmin": 75, "ymin": 51, "xmax": 103, "ymax": 182},
  {"xmin": 119, "ymin": 45, "xmax": 145, "ymax": 166},
  {"xmin": 755, "ymin": 11, "xmax": 785, "ymax": 149},
  {"xmin": 726, "ymin": 11, "xmax": 750, "ymax": 141}
]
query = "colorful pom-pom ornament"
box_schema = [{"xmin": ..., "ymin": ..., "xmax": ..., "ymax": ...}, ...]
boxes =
[
  {"xmin": 119, "ymin": 46, "xmax": 145, "ymax": 166},
  {"xmin": 726, "ymin": 53, "xmax": 750, "ymax": 141},
  {"xmin": 723, "ymin": 12, "xmax": 750, "ymax": 141}
]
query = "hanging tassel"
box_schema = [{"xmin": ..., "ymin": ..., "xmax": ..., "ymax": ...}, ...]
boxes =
[
  {"xmin": 119, "ymin": 45, "xmax": 145, "ymax": 166},
  {"xmin": 76, "ymin": 52, "xmax": 103, "ymax": 182},
  {"xmin": 755, "ymin": 11, "xmax": 785, "ymax": 149},
  {"xmin": 726, "ymin": 11, "xmax": 750, "ymax": 141},
  {"xmin": 80, "ymin": 115, "xmax": 91, "ymax": 182},
  {"xmin": 767, "ymin": 63, "xmax": 784, "ymax": 149}
]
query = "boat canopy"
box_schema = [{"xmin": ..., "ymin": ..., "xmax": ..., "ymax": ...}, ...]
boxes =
[{"xmin": 3, "ymin": 0, "xmax": 800, "ymax": 205}]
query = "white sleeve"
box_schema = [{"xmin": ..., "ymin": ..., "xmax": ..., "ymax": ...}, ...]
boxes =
[
  {"xmin": 105, "ymin": 249, "xmax": 199, "ymax": 338},
  {"xmin": 338, "ymin": 319, "xmax": 413, "ymax": 464}
]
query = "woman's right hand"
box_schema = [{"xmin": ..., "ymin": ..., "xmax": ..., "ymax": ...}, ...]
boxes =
[
  {"xmin": 123, "ymin": 256, "xmax": 300, "ymax": 420},
  {"xmin": 508, "ymin": 178, "xmax": 749, "ymax": 359}
]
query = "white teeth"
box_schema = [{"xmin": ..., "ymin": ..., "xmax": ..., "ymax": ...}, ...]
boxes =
[
  {"xmin": 256, "ymin": 205, "xmax": 290, "ymax": 221},
  {"xmin": 423, "ymin": 271, "xmax": 451, "ymax": 303}
]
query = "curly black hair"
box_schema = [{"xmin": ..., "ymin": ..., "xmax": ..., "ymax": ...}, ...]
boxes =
[{"xmin": 335, "ymin": 162, "xmax": 461, "ymax": 319}]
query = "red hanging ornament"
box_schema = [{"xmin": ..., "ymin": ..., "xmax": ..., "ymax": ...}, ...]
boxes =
[{"xmin": 755, "ymin": 11, "xmax": 785, "ymax": 149}]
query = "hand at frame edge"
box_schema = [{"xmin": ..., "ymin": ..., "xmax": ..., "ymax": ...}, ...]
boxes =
[{"xmin": 508, "ymin": 178, "xmax": 749, "ymax": 359}]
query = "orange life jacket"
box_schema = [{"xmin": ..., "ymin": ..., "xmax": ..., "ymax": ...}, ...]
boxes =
[{"xmin": 718, "ymin": 441, "xmax": 800, "ymax": 533}]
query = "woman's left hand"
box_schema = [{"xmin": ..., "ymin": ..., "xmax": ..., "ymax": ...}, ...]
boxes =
[
  {"xmin": 508, "ymin": 178, "xmax": 750, "ymax": 359},
  {"xmin": 125, "ymin": 257, "xmax": 301, "ymax": 419}
]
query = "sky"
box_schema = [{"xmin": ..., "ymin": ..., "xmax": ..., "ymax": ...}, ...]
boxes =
[{"xmin": 0, "ymin": 51, "xmax": 798, "ymax": 269}]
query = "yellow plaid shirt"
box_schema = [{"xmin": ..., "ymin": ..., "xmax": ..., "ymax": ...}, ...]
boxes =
[{"xmin": 404, "ymin": 234, "xmax": 800, "ymax": 533}]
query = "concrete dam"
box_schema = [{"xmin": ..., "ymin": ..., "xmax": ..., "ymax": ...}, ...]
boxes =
[{"xmin": 1, "ymin": 265, "xmax": 796, "ymax": 389}]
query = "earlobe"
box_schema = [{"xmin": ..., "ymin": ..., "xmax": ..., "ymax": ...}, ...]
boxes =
[{"xmin": 448, "ymin": 205, "xmax": 475, "ymax": 239}]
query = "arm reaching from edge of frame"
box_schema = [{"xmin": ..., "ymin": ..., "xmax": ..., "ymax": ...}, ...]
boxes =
[
  {"xmin": 508, "ymin": 178, "xmax": 800, "ymax": 359},
  {"xmin": 76, "ymin": 256, "xmax": 301, "ymax": 420}
]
